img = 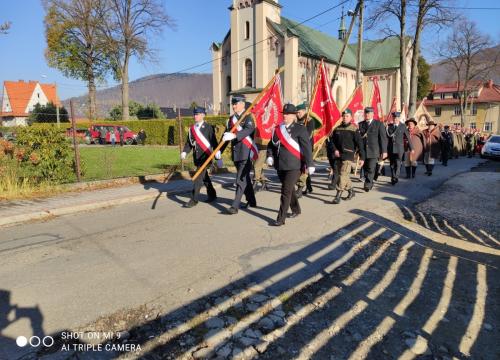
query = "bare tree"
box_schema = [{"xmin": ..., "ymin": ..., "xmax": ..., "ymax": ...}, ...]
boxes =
[
  {"xmin": 408, "ymin": 0, "xmax": 455, "ymax": 116},
  {"xmin": 437, "ymin": 18, "xmax": 499, "ymax": 126},
  {"xmin": 0, "ymin": 21, "xmax": 11, "ymax": 34},
  {"xmin": 100, "ymin": 0, "xmax": 175, "ymax": 121},
  {"xmin": 366, "ymin": 0, "xmax": 409, "ymax": 110},
  {"xmin": 44, "ymin": 0, "xmax": 110, "ymax": 121}
]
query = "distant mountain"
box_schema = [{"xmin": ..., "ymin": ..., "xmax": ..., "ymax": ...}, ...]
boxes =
[
  {"xmin": 430, "ymin": 45, "xmax": 500, "ymax": 84},
  {"xmin": 63, "ymin": 73, "xmax": 212, "ymax": 118}
]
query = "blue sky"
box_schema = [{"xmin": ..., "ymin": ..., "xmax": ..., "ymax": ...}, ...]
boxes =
[{"xmin": 1, "ymin": 0, "xmax": 498, "ymax": 100}]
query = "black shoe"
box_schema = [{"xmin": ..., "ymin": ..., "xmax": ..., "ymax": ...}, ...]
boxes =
[
  {"xmin": 307, "ymin": 185, "xmax": 313, "ymax": 193},
  {"xmin": 411, "ymin": 166, "xmax": 417, "ymax": 178},
  {"xmin": 363, "ymin": 185, "xmax": 371, "ymax": 192},
  {"xmin": 391, "ymin": 178, "xmax": 396, "ymax": 185},
  {"xmin": 184, "ymin": 199, "xmax": 198, "ymax": 208},
  {"xmin": 272, "ymin": 220, "xmax": 285, "ymax": 226},
  {"xmin": 328, "ymin": 183, "xmax": 335, "ymax": 190},
  {"xmin": 226, "ymin": 206, "xmax": 238, "ymax": 214},
  {"xmin": 332, "ymin": 191, "xmax": 342, "ymax": 204},
  {"xmin": 287, "ymin": 212, "xmax": 301, "ymax": 218},
  {"xmin": 240, "ymin": 201, "xmax": 257, "ymax": 209},
  {"xmin": 296, "ymin": 187, "xmax": 303, "ymax": 199},
  {"xmin": 346, "ymin": 189, "xmax": 355, "ymax": 200}
]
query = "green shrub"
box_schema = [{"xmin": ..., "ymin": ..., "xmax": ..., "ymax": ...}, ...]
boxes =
[{"xmin": 15, "ymin": 127, "xmax": 76, "ymax": 184}]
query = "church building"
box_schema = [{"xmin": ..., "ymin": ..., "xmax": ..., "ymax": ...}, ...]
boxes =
[{"xmin": 211, "ymin": 0, "xmax": 412, "ymax": 116}]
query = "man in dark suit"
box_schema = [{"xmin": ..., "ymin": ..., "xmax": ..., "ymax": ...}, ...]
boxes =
[
  {"xmin": 181, "ymin": 107, "xmax": 221, "ymax": 208},
  {"xmin": 267, "ymin": 104, "xmax": 314, "ymax": 226},
  {"xmin": 358, "ymin": 107, "xmax": 388, "ymax": 191},
  {"xmin": 441, "ymin": 125, "xmax": 453, "ymax": 166},
  {"xmin": 386, "ymin": 112, "xmax": 414, "ymax": 185},
  {"xmin": 220, "ymin": 95, "xmax": 258, "ymax": 214}
]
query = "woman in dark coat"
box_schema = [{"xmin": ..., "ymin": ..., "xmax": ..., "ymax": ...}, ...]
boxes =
[{"xmin": 423, "ymin": 119, "xmax": 442, "ymax": 176}]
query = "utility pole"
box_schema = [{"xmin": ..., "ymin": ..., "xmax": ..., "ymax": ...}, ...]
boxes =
[
  {"xmin": 56, "ymin": 105, "xmax": 60, "ymax": 128},
  {"xmin": 331, "ymin": 1, "xmax": 361, "ymax": 87},
  {"xmin": 355, "ymin": 0, "xmax": 364, "ymax": 86},
  {"xmin": 178, "ymin": 107, "xmax": 184, "ymax": 171}
]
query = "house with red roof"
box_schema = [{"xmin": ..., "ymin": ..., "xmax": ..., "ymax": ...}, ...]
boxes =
[
  {"xmin": 424, "ymin": 79, "xmax": 500, "ymax": 133},
  {"xmin": 1, "ymin": 80, "xmax": 61, "ymax": 127}
]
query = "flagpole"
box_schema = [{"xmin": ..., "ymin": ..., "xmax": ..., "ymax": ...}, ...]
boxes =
[
  {"xmin": 191, "ymin": 67, "xmax": 284, "ymax": 181},
  {"xmin": 305, "ymin": 59, "xmax": 323, "ymax": 126}
]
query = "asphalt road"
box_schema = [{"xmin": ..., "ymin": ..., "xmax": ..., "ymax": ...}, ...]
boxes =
[{"xmin": 1, "ymin": 157, "xmax": 498, "ymax": 359}]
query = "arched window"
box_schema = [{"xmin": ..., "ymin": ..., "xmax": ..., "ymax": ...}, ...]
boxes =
[
  {"xmin": 245, "ymin": 59, "xmax": 253, "ymax": 87},
  {"xmin": 245, "ymin": 21, "xmax": 250, "ymax": 40},
  {"xmin": 301, "ymin": 75, "xmax": 306, "ymax": 93},
  {"xmin": 336, "ymin": 86, "xmax": 343, "ymax": 107},
  {"xmin": 226, "ymin": 76, "xmax": 232, "ymax": 93}
]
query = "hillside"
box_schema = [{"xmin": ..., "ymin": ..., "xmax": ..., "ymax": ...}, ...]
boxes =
[{"xmin": 63, "ymin": 73, "xmax": 212, "ymax": 118}]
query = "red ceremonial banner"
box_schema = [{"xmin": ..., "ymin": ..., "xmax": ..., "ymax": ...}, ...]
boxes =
[
  {"xmin": 310, "ymin": 60, "xmax": 341, "ymax": 143},
  {"xmin": 371, "ymin": 77, "xmax": 384, "ymax": 121},
  {"xmin": 251, "ymin": 74, "xmax": 283, "ymax": 144},
  {"xmin": 345, "ymin": 85, "xmax": 364, "ymax": 125},
  {"xmin": 385, "ymin": 96, "xmax": 397, "ymax": 123}
]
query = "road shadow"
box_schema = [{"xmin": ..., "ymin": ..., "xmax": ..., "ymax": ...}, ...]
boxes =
[{"xmin": 31, "ymin": 208, "xmax": 499, "ymax": 359}]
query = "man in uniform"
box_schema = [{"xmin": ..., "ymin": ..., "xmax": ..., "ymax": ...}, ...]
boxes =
[
  {"xmin": 358, "ymin": 107, "xmax": 388, "ymax": 192},
  {"xmin": 441, "ymin": 125, "xmax": 453, "ymax": 166},
  {"xmin": 266, "ymin": 104, "xmax": 314, "ymax": 226},
  {"xmin": 181, "ymin": 107, "xmax": 221, "ymax": 208},
  {"xmin": 386, "ymin": 112, "xmax": 413, "ymax": 185},
  {"xmin": 295, "ymin": 102, "xmax": 315, "ymax": 198},
  {"xmin": 329, "ymin": 109, "xmax": 365, "ymax": 204},
  {"xmin": 220, "ymin": 95, "xmax": 258, "ymax": 214}
]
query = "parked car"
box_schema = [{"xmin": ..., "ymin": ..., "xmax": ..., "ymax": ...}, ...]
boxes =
[
  {"xmin": 86, "ymin": 124, "xmax": 138, "ymax": 145},
  {"xmin": 65, "ymin": 128, "xmax": 87, "ymax": 140},
  {"xmin": 481, "ymin": 135, "xmax": 500, "ymax": 159}
]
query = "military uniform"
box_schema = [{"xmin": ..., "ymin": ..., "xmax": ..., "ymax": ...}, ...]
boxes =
[
  {"xmin": 267, "ymin": 104, "xmax": 314, "ymax": 226},
  {"xmin": 358, "ymin": 107, "xmax": 388, "ymax": 191},
  {"xmin": 252, "ymin": 144, "xmax": 269, "ymax": 191},
  {"xmin": 440, "ymin": 128, "xmax": 453, "ymax": 166},
  {"xmin": 329, "ymin": 113, "xmax": 365, "ymax": 204},
  {"xmin": 295, "ymin": 104, "xmax": 315, "ymax": 197},
  {"xmin": 220, "ymin": 96, "xmax": 257, "ymax": 214},
  {"xmin": 181, "ymin": 107, "xmax": 219, "ymax": 207},
  {"xmin": 386, "ymin": 113, "xmax": 413, "ymax": 185}
]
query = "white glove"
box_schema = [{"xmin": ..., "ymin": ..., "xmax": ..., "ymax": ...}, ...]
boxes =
[
  {"xmin": 308, "ymin": 166, "xmax": 316, "ymax": 175},
  {"xmin": 180, "ymin": 152, "xmax": 187, "ymax": 160},
  {"xmin": 214, "ymin": 150, "xmax": 221, "ymax": 160},
  {"xmin": 222, "ymin": 132, "xmax": 236, "ymax": 142},
  {"xmin": 266, "ymin": 156, "xmax": 274, "ymax": 166},
  {"xmin": 217, "ymin": 159, "xmax": 224, "ymax": 168}
]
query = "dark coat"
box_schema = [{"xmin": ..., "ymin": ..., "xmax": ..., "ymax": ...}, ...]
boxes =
[
  {"xmin": 183, "ymin": 122, "xmax": 218, "ymax": 166},
  {"xmin": 441, "ymin": 131, "xmax": 453, "ymax": 152},
  {"xmin": 329, "ymin": 122, "xmax": 366, "ymax": 162},
  {"xmin": 358, "ymin": 119, "xmax": 388, "ymax": 159},
  {"xmin": 220, "ymin": 112, "xmax": 256, "ymax": 162},
  {"xmin": 387, "ymin": 122, "xmax": 413, "ymax": 157},
  {"xmin": 267, "ymin": 122, "xmax": 313, "ymax": 171},
  {"xmin": 407, "ymin": 127, "xmax": 425, "ymax": 161}
]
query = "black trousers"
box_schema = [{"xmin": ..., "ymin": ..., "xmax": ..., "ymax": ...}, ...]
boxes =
[
  {"xmin": 277, "ymin": 170, "xmax": 301, "ymax": 223},
  {"xmin": 442, "ymin": 149, "xmax": 450, "ymax": 165},
  {"xmin": 192, "ymin": 167, "xmax": 216, "ymax": 202},
  {"xmin": 363, "ymin": 158, "xmax": 378, "ymax": 188},
  {"xmin": 389, "ymin": 154, "xmax": 402, "ymax": 180},
  {"xmin": 233, "ymin": 160, "xmax": 256, "ymax": 208}
]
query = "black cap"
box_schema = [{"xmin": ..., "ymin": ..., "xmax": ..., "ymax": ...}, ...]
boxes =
[
  {"xmin": 342, "ymin": 108, "xmax": 352, "ymax": 115},
  {"xmin": 231, "ymin": 95, "xmax": 246, "ymax": 104},
  {"xmin": 282, "ymin": 103, "xmax": 297, "ymax": 114},
  {"xmin": 392, "ymin": 111, "xmax": 401, "ymax": 117},
  {"xmin": 364, "ymin": 107, "xmax": 374, "ymax": 113},
  {"xmin": 193, "ymin": 106, "xmax": 206, "ymax": 115}
]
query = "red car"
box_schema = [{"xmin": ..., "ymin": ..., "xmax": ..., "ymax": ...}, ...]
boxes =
[{"xmin": 87, "ymin": 124, "xmax": 138, "ymax": 145}]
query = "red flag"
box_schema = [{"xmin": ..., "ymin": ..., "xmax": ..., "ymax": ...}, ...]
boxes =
[
  {"xmin": 251, "ymin": 74, "xmax": 283, "ymax": 144},
  {"xmin": 371, "ymin": 77, "xmax": 383, "ymax": 121},
  {"xmin": 344, "ymin": 85, "xmax": 364, "ymax": 125},
  {"xmin": 310, "ymin": 60, "xmax": 341, "ymax": 143},
  {"xmin": 385, "ymin": 97, "xmax": 397, "ymax": 123}
]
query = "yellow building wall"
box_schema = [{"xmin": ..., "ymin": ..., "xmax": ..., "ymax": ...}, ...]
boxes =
[{"xmin": 427, "ymin": 103, "xmax": 499, "ymax": 133}]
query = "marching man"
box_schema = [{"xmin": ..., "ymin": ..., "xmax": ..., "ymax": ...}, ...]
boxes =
[
  {"xmin": 220, "ymin": 95, "xmax": 258, "ymax": 214},
  {"xmin": 266, "ymin": 104, "xmax": 314, "ymax": 226},
  {"xmin": 181, "ymin": 107, "xmax": 221, "ymax": 208}
]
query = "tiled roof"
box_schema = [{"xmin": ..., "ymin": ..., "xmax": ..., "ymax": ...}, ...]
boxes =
[
  {"xmin": 1, "ymin": 80, "xmax": 60, "ymax": 118},
  {"xmin": 426, "ymin": 80, "xmax": 500, "ymax": 105},
  {"xmin": 269, "ymin": 17, "xmax": 401, "ymax": 71}
]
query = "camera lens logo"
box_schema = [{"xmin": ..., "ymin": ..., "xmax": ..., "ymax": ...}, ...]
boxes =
[{"xmin": 16, "ymin": 336, "xmax": 54, "ymax": 348}]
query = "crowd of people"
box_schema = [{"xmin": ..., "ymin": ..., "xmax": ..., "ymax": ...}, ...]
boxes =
[{"xmin": 180, "ymin": 95, "xmax": 490, "ymax": 226}]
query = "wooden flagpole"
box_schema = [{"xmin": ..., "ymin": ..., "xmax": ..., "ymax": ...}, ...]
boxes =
[
  {"xmin": 305, "ymin": 59, "xmax": 323, "ymax": 127},
  {"xmin": 191, "ymin": 67, "xmax": 284, "ymax": 181}
]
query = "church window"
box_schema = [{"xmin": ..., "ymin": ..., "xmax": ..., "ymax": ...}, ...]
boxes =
[
  {"xmin": 245, "ymin": 59, "xmax": 253, "ymax": 87},
  {"xmin": 245, "ymin": 21, "xmax": 250, "ymax": 40}
]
